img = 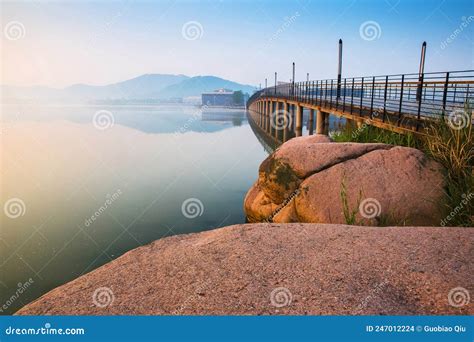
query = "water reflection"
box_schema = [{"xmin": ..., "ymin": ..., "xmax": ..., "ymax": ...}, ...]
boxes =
[{"xmin": 0, "ymin": 104, "xmax": 268, "ymax": 314}]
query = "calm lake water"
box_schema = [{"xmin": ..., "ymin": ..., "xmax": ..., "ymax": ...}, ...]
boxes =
[{"xmin": 0, "ymin": 104, "xmax": 344, "ymax": 314}]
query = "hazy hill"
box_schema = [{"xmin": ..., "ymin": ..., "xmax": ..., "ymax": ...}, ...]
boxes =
[
  {"xmin": 154, "ymin": 76, "xmax": 256, "ymax": 99},
  {"xmin": 1, "ymin": 74, "xmax": 256, "ymax": 103}
]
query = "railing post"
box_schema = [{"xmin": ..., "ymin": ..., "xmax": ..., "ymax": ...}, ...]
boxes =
[
  {"xmin": 330, "ymin": 79, "xmax": 334, "ymax": 109},
  {"xmin": 325, "ymin": 80, "xmax": 328, "ymax": 107},
  {"xmin": 342, "ymin": 78, "xmax": 347, "ymax": 112},
  {"xmin": 370, "ymin": 76, "xmax": 375, "ymax": 118},
  {"xmin": 383, "ymin": 75, "xmax": 388, "ymax": 122},
  {"xmin": 319, "ymin": 81, "xmax": 323, "ymax": 106},
  {"xmin": 416, "ymin": 73, "xmax": 424, "ymax": 131},
  {"xmin": 350, "ymin": 78, "xmax": 355, "ymax": 115},
  {"xmin": 398, "ymin": 74, "xmax": 405, "ymax": 126},
  {"xmin": 359, "ymin": 77, "xmax": 364, "ymax": 117}
]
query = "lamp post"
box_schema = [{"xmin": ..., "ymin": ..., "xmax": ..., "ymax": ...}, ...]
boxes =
[
  {"xmin": 416, "ymin": 41, "xmax": 427, "ymax": 102},
  {"xmin": 337, "ymin": 38, "xmax": 343, "ymax": 99},
  {"xmin": 274, "ymin": 72, "xmax": 277, "ymax": 95},
  {"xmin": 292, "ymin": 62, "xmax": 295, "ymax": 98}
]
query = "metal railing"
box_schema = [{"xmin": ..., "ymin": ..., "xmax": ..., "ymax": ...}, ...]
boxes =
[{"xmin": 248, "ymin": 70, "xmax": 474, "ymax": 131}]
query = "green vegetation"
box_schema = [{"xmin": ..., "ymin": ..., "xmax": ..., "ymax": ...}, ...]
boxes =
[
  {"xmin": 331, "ymin": 121, "xmax": 419, "ymax": 148},
  {"xmin": 423, "ymin": 111, "xmax": 473, "ymax": 227},
  {"xmin": 333, "ymin": 109, "xmax": 473, "ymax": 227},
  {"xmin": 340, "ymin": 177, "xmax": 362, "ymax": 225},
  {"xmin": 233, "ymin": 90, "xmax": 244, "ymax": 106}
]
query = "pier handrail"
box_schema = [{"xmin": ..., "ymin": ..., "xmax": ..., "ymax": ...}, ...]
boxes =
[{"xmin": 248, "ymin": 70, "xmax": 474, "ymax": 131}]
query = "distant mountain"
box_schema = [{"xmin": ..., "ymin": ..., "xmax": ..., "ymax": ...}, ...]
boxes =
[
  {"xmin": 1, "ymin": 74, "xmax": 256, "ymax": 103},
  {"xmin": 86, "ymin": 73, "xmax": 189, "ymax": 99},
  {"xmin": 154, "ymin": 76, "xmax": 256, "ymax": 99}
]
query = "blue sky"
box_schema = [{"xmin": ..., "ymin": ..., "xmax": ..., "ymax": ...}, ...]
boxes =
[{"xmin": 2, "ymin": 0, "xmax": 473, "ymax": 87}]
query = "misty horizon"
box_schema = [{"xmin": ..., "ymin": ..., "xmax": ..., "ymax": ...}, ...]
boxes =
[{"xmin": 2, "ymin": 0, "xmax": 472, "ymax": 89}]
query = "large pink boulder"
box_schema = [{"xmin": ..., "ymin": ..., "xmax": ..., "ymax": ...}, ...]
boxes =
[
  {"xmin": 16, "ymin": 224, "xmax": 474, "ymax": 315},
  {"xmin": 244, "ymin": 135, "xmax": 446, "ymax": 226}
]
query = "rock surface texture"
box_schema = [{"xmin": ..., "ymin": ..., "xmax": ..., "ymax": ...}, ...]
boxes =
[
  {"xmin": 244, "ymin": 136, "xmax": 446, "ymax": 226},
  {"xmin": 16, "ymin": 224, "xmax": 473, "ymax": 315}
]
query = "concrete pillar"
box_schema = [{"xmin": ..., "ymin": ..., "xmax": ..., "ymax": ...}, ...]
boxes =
[
  {"xmin": 263, "ymin": 102, "xmax": 266, "ymax": 127},
  {"xmin": 270, "ymin": 101, "xmax": 275, "ymax": 136},
  {"xmin": 308, "ymin": 109, "xmax": 314, "ymax": 135},
  {"xmin": 266, "ymin": 102, "xmax": 270, "ymax": 133},
  {"xmin": 316, "ymin": 109, "xmax": 328, "ymax": 135},
  {"xmin": 283, "ymin": 102, "xmax": 290, "ymax": 143},
  {"xmin": 274, "ymin": 102, "xmax": 280, "ymax": 140},
  {"xmin": 289, "ymin": 105, "xmax": 294, "ymax": 132},
  {"xmin": 266, "ymin": 101, "xmax": 271, "ymax": 134},
  {"xmin": 324, "ymin": 112, "xmax": 330, "ymax": 135},
  {"xmin": 295, "ymin": 105, "xmax": 303, "ymax": 137}
]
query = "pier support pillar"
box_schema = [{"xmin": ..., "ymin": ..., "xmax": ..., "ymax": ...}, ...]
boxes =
[
  {"xmin": 263, "ymin": 102, "xmax": 266, "ymax": 127},
  {"xmin": 270, "ymin": 101, "xmax": 276, "ymax": 136},
  {"xmin": 258, "ymin": 102, "xmax": 261, "ymax": 124},
  {"xmin": 316, "ymin": 109, "xmax": 329, "ymax": 135},
  {"xmin": 274, "ymin": 102, "xmax": 280, "ymax": 140},
  {"xmin": 295, "ymin": 105, "xmax": 303, "ymax": 137},
  {"xmin": 267, "ymin": 101, "xmax": 272, "ymax": 134},
  {"xmin": 283, "ymin": 102, "xmax": 290, "ymax": 142},
  {"xmin": 264, "ymin": 101, "xmax": 269, "ymax": 132},
  {"xmin": 308, "ymin": 109, "xmax": 314, "ymax": 135}
]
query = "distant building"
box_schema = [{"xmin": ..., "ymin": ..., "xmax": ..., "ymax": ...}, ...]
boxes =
[
  {"xmin": 202, "ymin": 88, "xmax": 235, "ymax": 107},
  {"xmin": 201, "ymin": 88, "xmax": 249, "ymax": 107}
]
